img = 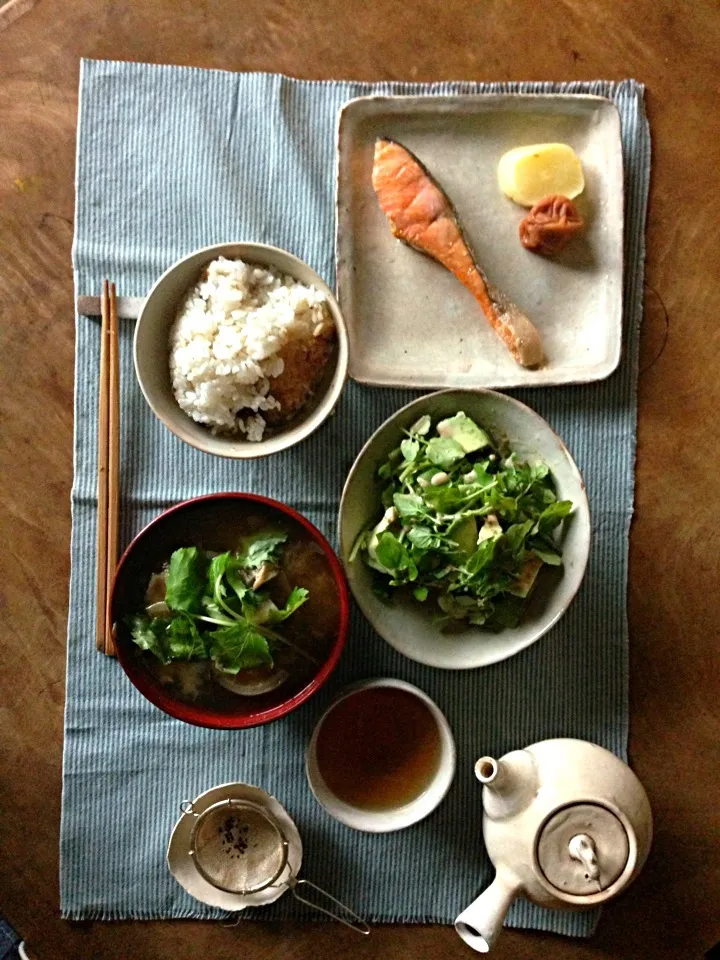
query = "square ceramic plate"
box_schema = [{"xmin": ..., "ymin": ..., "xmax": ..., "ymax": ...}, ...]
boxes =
[{"xmin": 336, "ymin": 94, "xmax": 624, "ymax": 389}]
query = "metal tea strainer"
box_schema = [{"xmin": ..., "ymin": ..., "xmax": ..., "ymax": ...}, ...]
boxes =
[{"xmin": 178, "ymin": 795, "xmax": 369, "ymax": 934}]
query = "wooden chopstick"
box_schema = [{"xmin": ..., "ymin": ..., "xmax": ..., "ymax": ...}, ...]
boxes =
[
  {"xmin": 95, "ymin": 282, "xmax": 110, "ymax": 652},
  {"xmin": 96, "ymin": 280, "xmax": 119, "ymax": 656},
  {"xmin": 105, "ymin": 282, "xmax": 120, "ymax": 656}
]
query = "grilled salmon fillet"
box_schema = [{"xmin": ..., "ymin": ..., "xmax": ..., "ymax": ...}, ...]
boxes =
[{"xmin": 372, "ymin": 138, "xmax": 544, "ymax": 368}]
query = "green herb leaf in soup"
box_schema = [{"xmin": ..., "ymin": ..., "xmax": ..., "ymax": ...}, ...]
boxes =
[
  {"xmin": 207, "ymin": 551, "xmax": 231, "ymax": 597},
  {"xmin": 165, "ymin": 547, "xmax": 207, "ymax": 614},
  {"xmin": 126, "ymin": 522, "xmax": 341, "ymax": 708},
  {"xmin": 165, "ymin": 615, "xmax": 208, "ymax": 659},
  {"xmin": 210, "ymin": 621, "xmax": 273, "ymax": 674},
  {"xmin": 236, "ymin": 531, "xmax": 288, "ymax": 570},
  {"xmin": 129, "ymin": 615, "xmax": 170, "ymax": 662},
  {"xmin": 262, "ymin": 586, "xmax": 309, "ymax": 624},
  {"xmin": 224, "ymin": 554, "xmax": 255, "ymax": 604},
  {"xmin": 128, "ymin": 613, "xmax": 206, "ymax": 663}
]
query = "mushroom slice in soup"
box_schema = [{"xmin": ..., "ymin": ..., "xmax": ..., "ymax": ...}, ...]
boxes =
[
  {"xmin": 145, "ymin": 570, "xmax": 168, "ymax": 606},
  {"xmin": 252, "ymin": 562, "xmax": 279, "ymax": 591},
  {"xmin": 146, "ymin": 600, "xmax": 172, "ymax": 618},
  {"xmin": 212, "ymin": 664, "xmax": 289, "ymax": 697}
]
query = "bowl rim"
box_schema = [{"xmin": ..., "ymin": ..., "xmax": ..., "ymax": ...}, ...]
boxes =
[
  {"xmin": 338, "ymin": 387, "xmax": 591, "ymax": 669},
  {"xmin": 305, "ymin": 677, "xmax": 457, "ymax": 832},
  {"xmin": 111, "ymin": 491, "xmax": 350, "ymax": 728},
  {"xmin": 133, "ymin": 241, "xmax": 349, "ymax": 460}
]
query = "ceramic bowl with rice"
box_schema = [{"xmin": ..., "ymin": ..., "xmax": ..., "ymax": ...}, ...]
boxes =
[{"xmin": 134, "ymin": 243, "xmax": 349, "ymax": 458}]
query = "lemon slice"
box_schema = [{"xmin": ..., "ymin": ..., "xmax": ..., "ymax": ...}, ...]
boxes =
[{"xmin": 498, "ymin": 143, "xmax": 585, "ymax": 207}]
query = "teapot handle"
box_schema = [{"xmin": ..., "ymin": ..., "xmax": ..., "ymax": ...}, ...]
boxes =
[{"xmin": 454, "ymin": 871, "xmax": 519, "ymax": 953}]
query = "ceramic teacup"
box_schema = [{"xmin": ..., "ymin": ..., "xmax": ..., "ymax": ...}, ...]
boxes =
[{"xmin": 305, "ymin": 678, "xmax": 456, "ymax": 832}]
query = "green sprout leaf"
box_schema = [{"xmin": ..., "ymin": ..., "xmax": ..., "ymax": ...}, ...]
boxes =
[
  {"xmin": 165, "ymin": 547, "xmax": 207, "ymax": 614},
  {"xmin": 356, "ymin": 412, "xmax": 573, "ymax": 630},
  {"xmin": 210, "ymin": 621, "xmax": 273, "ymax": 675}
]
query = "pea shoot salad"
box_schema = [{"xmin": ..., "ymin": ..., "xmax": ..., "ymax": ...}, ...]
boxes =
[
  {"xmin": 350, "ymin": 412, "xmax": 573, "ymax": 629},
  {"xmin": 128, "ymin": 531, "xmax": 312, "ymax": 674}
]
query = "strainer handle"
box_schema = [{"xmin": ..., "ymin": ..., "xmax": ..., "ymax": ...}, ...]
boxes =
[{"xmin": 288, "ymin": 878, "xmax": 370, "ymax": 935}]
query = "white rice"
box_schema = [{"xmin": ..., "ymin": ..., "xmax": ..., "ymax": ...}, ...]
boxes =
[{"xmin": 169, "ymin": 257, "xmax": 330, "ymax": 442}]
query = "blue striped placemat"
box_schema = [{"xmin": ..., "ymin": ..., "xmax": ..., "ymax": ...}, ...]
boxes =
[{"xmin": 62, "ymin": 61, "xmax": 650, "ymax": 936}]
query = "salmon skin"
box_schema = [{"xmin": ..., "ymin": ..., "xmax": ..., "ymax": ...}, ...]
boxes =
[{"xmin": 372, "ymin": 138, "xmax": 544, "ymax": 368}]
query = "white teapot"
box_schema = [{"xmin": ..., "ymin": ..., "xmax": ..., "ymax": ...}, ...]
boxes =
[{"xmin": 454, "ymin": 738, "xmax": 652, "ymax": 952}]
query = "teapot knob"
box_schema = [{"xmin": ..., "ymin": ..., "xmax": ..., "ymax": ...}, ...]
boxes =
[
  {"xmin": 537, "ymin": 804, "xmax": 631, "ymax": 896},
  {"xmin": 568, "ymin": 833, "xmax": 600, "ymax": 881}
]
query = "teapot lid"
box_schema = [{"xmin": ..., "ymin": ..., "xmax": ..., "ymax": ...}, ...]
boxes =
[{"xmin": 537, "ymin": 803, "xmax": 629, "ymax": 896}]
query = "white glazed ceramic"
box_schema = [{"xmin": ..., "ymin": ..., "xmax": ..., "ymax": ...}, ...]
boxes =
[
  {"xmin": 134, "ymin": 242, "xmax": 349, "ymax": 459},
  {"xmin": 454, "ymin": 739, "xmax": 653, "ymax": 953},
  {"xmin": 338, "ymin": 389, "xmax": 591, "ymax": 669},
  {"xmin": 336, "ymin": 94, "xmax": 624, "ymax": 389},
  {"xmin": 167, "ymin": 781, "xmax": 303, "ymax": 910},
  {"xmin": 305, "ymin": 678, "xmax": 456, "ymax": 832}
]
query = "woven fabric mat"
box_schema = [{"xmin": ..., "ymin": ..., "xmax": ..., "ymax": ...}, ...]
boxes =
[{"xmin": 62, "ymin": 61, "xmax": 650, "ymax": 935}]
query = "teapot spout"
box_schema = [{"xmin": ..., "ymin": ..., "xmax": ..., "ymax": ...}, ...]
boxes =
[
  {"xmin": 475, "ymin": 751, "xmax": 538, "ymax": 819},
  {"xmin": 454, "ymin": 873, "xmax": 518, "ymax": 953},
  {"xmin": 475, "ymin": 756, "xmax": 506, "ymax": 788}
]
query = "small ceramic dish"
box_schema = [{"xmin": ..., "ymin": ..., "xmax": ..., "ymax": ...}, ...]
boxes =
[
  {"xmin": 338, "ymin": 389, "xmax": 590, "ymax": 669},
  {"xmin": 111, "ymin": 492, "xmax": 349, "ymax": 728},
  {"xmin": 336, "ymin": 94, "xmax": 623, "ymax": 389},
  {"xmin": 168, "ymin": 780, "xmax": 370, "ymax": 932},
  {"xmin": 306, "ymin": 678, "xmax": 456, "ymax": 832},
  {"xmin": 167, "ymin": 782, "xmax": 303, "ymax": 910},
  {"xmin": 134, "ymin": 242, "xmax": 349, "ymax": 459}
]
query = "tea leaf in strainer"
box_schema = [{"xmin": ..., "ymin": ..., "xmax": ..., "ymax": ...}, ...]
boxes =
[
  {"xmin": 186, "ymin": 799, "xmax": 289, "ymax": 896},
  {"xmin": 181, "ymin": 797, "xmax": 369, "ymax": 934}
]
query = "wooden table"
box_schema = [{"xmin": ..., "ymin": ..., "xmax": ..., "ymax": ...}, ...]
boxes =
[{"xmin": 1, "ymin": 1, "xmax": 718, "ymax": 957}]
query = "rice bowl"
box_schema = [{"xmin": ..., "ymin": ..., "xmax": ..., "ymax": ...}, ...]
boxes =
[
  {"xmin": 170, "ymin": 257, "xmax": 335, "ymax": 442},
  {"xmin": 133, "ymin": 242, "xmax": 349, "ymax": 460}
]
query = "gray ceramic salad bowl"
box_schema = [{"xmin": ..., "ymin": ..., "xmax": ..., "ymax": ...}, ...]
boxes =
[{"xmin": 338, "ymin": 389, "xmax": 591, "ymax": 669}]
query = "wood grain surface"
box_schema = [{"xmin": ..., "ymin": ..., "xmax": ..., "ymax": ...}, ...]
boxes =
[{"xmin": 1, "ymin": 1, "xmax": 719, "ymax": 958}]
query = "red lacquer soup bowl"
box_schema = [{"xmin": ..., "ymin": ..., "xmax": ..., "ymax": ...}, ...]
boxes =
[{"xmin": 111, "ymin": 493, "xmax": 349, "ymax": 729}]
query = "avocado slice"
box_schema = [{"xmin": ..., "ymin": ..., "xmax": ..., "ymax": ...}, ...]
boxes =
[
  {"xmin": 448, "ymin": 515, "xmax": 478, "ymax": 557},
  {"xmin": 436, "ymin": 412, "xmax": 491, "ymax": 454}
]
